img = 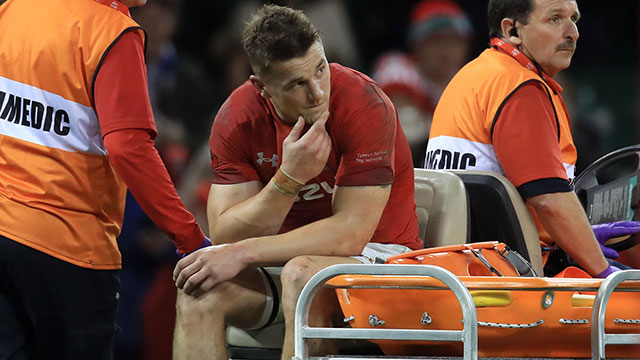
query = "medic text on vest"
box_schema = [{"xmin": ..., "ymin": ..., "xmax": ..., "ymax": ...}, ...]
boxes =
[
  {"xmin": 0, "ymin": 91, "xmax": 70, "ymax": 136},
  {"xmin": 425, "ymin": 149, "xmax": 476, "ymax": 170}
]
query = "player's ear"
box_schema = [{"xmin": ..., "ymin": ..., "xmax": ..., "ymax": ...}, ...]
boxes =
[{"xmin": 250, "ymin": 75, "xmax": 270, "ymax": 99}]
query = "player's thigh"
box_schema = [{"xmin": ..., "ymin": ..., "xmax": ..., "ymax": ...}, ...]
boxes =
[{"xmin": 177, "ymin": 266, "xmax": 270, "ymax": 329}]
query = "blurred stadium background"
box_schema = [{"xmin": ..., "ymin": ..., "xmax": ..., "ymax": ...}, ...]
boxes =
[{"xmin": 1, "ymin": 1, "xmax": 637, "ymax": 359}]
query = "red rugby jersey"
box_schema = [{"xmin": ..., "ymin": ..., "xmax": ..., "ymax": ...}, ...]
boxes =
[{"xmin": 210, "ymin": 63, "xmax": 421, "ymax": 250}]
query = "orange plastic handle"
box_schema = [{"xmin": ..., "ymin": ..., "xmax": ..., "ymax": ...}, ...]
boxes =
[{"xmin": 386, "ymin": 241, "xmax": 505, "ymax": 264}]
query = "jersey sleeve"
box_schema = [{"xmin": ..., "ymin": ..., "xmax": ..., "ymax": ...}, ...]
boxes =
[
  {"xmin": 95, "ymin": 30, "xmax": 204, "ymax": 253},
  {"xmin": 104, "ymin": 129, "xmax": 205, "ymax": 253},
  {"xmin": 492, "ymin": 81, "xmax": 572, "ymax": 196},
  {"xmin": 333, "ymin": 83, "xmax": 396, "ymax": 186},
  {"xmin": 94, "ymin": 30, "xmax": 157, "ymax": 138},
  {"xmin": 209, "ymin": 98, "xmax": 260, "ymax": 184}
]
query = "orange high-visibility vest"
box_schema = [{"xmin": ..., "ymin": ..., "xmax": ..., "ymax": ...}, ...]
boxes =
[
  {"xmin": 0, "ymin": 0, "xmax": 145, "ymax": 269},
  {"xmin": 427, "ymin": 48, "xmax": 577, "ymax": 244}
]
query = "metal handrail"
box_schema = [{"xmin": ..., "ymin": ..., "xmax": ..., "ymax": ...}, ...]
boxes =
[
  {"xmin": 591, "ymin": 270, "xmax": 640, "ymax": 360},
  {"xmin": 293, "ymin": 264, "xmax": 478, "ymax": 360}
]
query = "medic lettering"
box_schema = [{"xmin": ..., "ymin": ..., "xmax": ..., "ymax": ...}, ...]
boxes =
[
  {"xmin": 0, "ymin": 91, "xmax": 70, "ymax": 136},
  {"xmin": 425, "ymin": 149, "xmax": 476, "ymax": 170}
]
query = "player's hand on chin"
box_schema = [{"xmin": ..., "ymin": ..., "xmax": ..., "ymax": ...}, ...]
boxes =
[{"xmin": 281, "ymin": 110, "xmax": 331, "ymax": 183}]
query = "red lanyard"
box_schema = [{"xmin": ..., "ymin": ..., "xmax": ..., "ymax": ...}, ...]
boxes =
[
  {"xmin": 95, "ymin": 0, "xmax": 131, "ymax": 17},
  {"xmin": 490, "ymin": 38, "xmax": 562, "ymax": 94}
]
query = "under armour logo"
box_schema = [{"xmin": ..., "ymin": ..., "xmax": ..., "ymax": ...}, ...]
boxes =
[{"xmin": 257, "ymin": 152, "xmax": 278, "ymax": 167}]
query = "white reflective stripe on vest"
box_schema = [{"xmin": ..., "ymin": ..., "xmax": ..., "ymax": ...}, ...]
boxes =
[
  {"xmin": 0, "ymin": 76, "xmax": 105, "ymax": 156},
  {"xmin": 426, "ymin": 135, "xmax": 504, "ymax": 173},
  {"xmin": 427, "ymin": 135, "xmax": 575, "ymax": 182},
  {"xmin": 564, "ymin": 162, "xmax": 575, "ymax": 182}
]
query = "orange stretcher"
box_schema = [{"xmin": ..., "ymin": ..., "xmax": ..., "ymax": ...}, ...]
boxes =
[{"xmin": 328, "ymin": 242, "xmax": 640, "ymax": 358}]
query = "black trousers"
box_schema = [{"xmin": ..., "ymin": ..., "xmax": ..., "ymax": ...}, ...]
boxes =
[{"xmin": 0, "ymin": 235, "xmax": 120, "ymax": 360}]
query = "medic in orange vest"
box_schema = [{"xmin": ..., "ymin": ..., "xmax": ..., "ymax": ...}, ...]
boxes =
[
  {"xmin": 426, "ymin": 0, "xmax": 636, "ymax": 278},
  {"xmin": 0, "ymin": 0, "xmax": 208, "ymax": 357}
]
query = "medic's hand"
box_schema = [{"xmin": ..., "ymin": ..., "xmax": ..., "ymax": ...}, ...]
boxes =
[
  {"xmin": 280, "ymin": 110, "xmax": 331, "ymax": 184},
  {"xmin": 595, "ymin": 264, "xmax": 621, "ymax": 278},
  {"xmin": 592, "ymin": 221, "xmax": 640, "ymax": 259},
  {"xmin": 173, "ymin": 243, "xmax": 245, "ymax": 297},
  {"xmin": 176, "ymin": 236, "xmax": 212, "ymax": 258}
]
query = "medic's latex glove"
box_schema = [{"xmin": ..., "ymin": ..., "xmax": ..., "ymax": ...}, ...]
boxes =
[
  {"xmin": 594, "ymin": 264, "xmax": 621, "ymax": 278},
  {"xmin": 592, "ymin": 221, "xmax": 640, "ymax": 259},
  {"xmin": 177, "ymin": 236, "xmax": 212, "ymax": 258}
]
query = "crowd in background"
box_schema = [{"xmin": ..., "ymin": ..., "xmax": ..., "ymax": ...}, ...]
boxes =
[
  {"xmin": 0, "ymin": 0, "xmax": 631, "ymax": 358},
  {"xmin": 119, "ymin": 1, "xmax": 638, "ymax": 358}
]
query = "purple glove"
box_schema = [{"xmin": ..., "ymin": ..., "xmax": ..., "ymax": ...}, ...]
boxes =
[
  {"xmin": 592, "ymin": 221, "xmax": 640, "ymax": 259},
  {"xmin": 594, "ymin": 264, "xmax": 621, "ymax": 278},
  {"xmin": 177, "ymin": 236, "xmax": 212, "ymax": 258}
]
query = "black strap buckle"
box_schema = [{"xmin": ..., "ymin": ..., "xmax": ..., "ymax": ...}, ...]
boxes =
[
  {"xmin": 469, "ymin": 248, "xmax": 503, "ymax": 277},
  {"xmin": 498, "ymin": 245, "xmax": 538, "ymax": 277}
]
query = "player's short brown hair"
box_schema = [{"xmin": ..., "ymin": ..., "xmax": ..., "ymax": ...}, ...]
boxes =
[{"xmin": 241, "ymin": 4, "xmax": 320, "ymax": 76}]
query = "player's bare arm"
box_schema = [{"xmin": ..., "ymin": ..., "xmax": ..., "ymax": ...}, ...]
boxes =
[
  {"xmin": 174, "ymin": 184, "xmax": 390, "ymax": 295},
  {"xmin": 208, "ymin": 112, "xmax": 331, "ymax": 244}
]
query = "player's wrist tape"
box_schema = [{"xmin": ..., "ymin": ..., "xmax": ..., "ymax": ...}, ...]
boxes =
[
  {"xmin": 271, "ymin": 168, "xmax": 304, "ymax": 197},
  {"xmin": 279, "ymin": 167, "xmax": 304, "ymax": 185}
]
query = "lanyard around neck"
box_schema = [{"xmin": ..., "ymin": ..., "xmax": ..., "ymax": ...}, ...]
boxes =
[
  {"xmin": 95, "ymin": 0, "xmax": 131, "ymax": 17},
  {"xmin": 490, "ymin": 37, "xmax": 562, "ymax": 94}
]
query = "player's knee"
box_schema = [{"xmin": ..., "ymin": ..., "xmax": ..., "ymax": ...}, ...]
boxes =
[
  {"xmin": 175, "ymin": 284, "xmax": 231, "ymax": 324},
  {"xmin": 282, "ymin": 256, "xmax": 317, "ymax": 291},
  {"xmin": 281, "ymin": 256, "xmax": 318, "ymax": 310}
]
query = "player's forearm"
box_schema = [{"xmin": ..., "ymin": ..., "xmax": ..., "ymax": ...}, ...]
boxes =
[
  {"xmin": 209, "ymin": 182, "xmax": 297, "ymax": 244},
  {"xmin": 232, "ymin": 213, "xmax": 375, "ymax": 267},
  {"xmin": 233, "ymin": 186, "xmax": 389, "ymax": 265},
  {"xmin": 527, "ymin": 191, "xmax": 609, "ymax": 275}
]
